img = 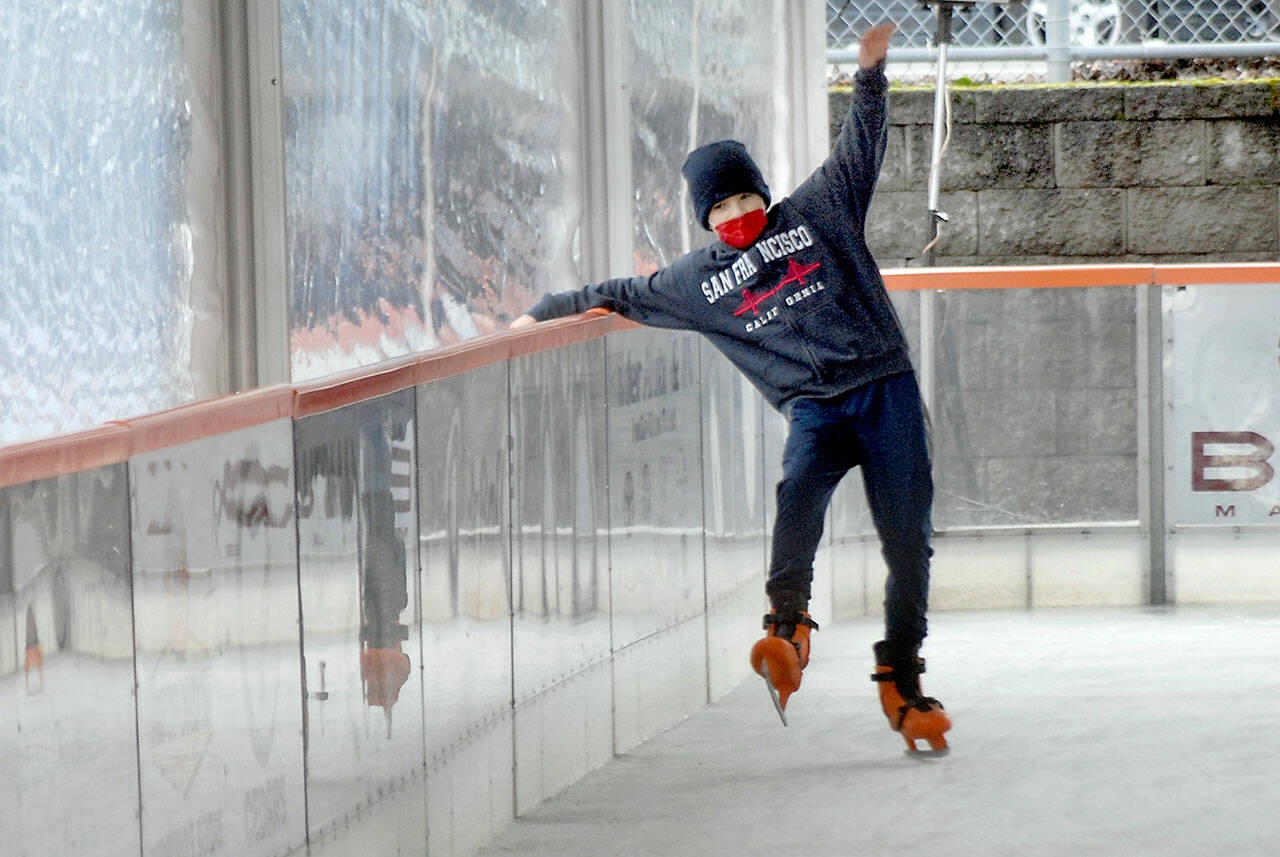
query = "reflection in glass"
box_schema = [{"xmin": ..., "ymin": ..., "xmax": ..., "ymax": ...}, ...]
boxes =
[
  {"xmin": 0, "ymin": 465, "xmax": 140, "ymax": 855},
  {"xmin": 510, "ymin": 343, "xmax": 610, "ymax": 699},
  {"xmin": 607, "ymin": 329, "xmax": 705, "ymax": 648},
  {"xmin": 131, "ymin": 422, "xmax": 306, "ymax": 857},
  {"xmin": 294, "ymin": 391, "xmax": 425, "ymax": 835},
  {"xmin": 417, "ymin": 364, "xmax": 512, "ymax": 757},
  {"xmin": 282, "ymin": 0, "xmax": 584, "ymax": 380},
  {"xmin": 630, "ymin": 0, "xmax": 782, "ymax": 271},
  {"xmin": 700, "ymin": 344, "xmax": 768, "ymax": 576},
  {"xmin": 699, "ymin": 341, "xmax": 772, "ymax": 696}
]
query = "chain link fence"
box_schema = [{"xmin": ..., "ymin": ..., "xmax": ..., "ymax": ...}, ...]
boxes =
[{"xmin": 828, "ymin": 1, "xmax": 1280, "ymax": 83}]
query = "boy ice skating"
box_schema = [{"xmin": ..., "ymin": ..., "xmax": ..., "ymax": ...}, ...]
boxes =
[{"xmin": 511, "ymin": 24, "xmax": 949, "ymax": 754}]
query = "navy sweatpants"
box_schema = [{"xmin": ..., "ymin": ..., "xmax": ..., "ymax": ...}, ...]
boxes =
[{"xmin": 766, "ymin": 371, "xmax": 934, "ymax": 645}]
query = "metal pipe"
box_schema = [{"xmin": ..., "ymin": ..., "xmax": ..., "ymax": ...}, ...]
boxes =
[
  {"xmin": 827, "ymin": 42, "xmax": 1280, "ymax": 64},
  {"xmin": 925, "ymin": 0, "xmax": 954, "ymax": 266},
  {"xmin": 1071, "ymin": 42, "xmax": 1280, "ymax": 60},
  {"xmin": 1045, "ymin": 0, "xmax": 1072, "ymax": 83},
  {"xmin": 920, "ymin": 0, "xmax": 956, "ymax": 419},
  {"xmin": 245, "ymin": 0, "xmax": 291, "ymax": 387},
  {"xmin": 1140, "ymin": 284, "xmax": 1169, "ymax": 605}
]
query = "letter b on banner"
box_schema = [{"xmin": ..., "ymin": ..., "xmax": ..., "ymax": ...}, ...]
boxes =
[{"xmin": 1191, "ymin": 431, "xmax": 1275, "ymax": 492}]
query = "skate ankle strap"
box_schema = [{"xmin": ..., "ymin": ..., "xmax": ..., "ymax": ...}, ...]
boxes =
[
  {"xmin": 761, "ymin": 612, "xmax": 819, "ymax": 631},
  {"xmin": 870, "ymin": 657, "xmax": 926, "ymax": 682}
]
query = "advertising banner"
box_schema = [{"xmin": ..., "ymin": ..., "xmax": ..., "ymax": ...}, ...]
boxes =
[{"xmin": 1167, "ymin": 283, "xmax": 1280, "ymax": 526}]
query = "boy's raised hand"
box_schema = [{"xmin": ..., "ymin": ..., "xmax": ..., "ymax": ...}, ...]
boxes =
[{"xmin": 859, "ymin": 23, "xmax": 896, "ymax": 69}]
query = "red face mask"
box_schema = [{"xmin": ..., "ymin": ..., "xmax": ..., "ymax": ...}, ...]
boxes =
[{"xmin": 714, "ymin": 208, "xmax": 767, "ymax": 249}]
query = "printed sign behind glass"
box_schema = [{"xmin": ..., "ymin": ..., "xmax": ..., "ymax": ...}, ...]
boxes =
[{"xmin": 1168, "ymin": 283, "xmax": 1280, "ymax": 526}]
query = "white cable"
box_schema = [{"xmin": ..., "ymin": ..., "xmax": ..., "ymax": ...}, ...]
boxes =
[{"xmin": 921, "ymin": 79, "xmax": 953, "ymax": 259}]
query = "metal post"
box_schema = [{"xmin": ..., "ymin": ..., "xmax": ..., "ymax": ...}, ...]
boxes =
[
  {"xmin": 924, "ymin": 2, "xmax": 953, "ymax": 268},
  {"xmin": 218, "ymin": 0, "xmax": 258, "ymax": 392},
  {"xmin": 920, "ymin": 1, "xmax": 958, "ymax": 418},
  {"xmin": 1045, "ymin": 0, "xmax": 1072, "ymax": 83},
  {"xmin": 1143, "ymin": 285, "xmax": 1169, "ymax": 604},
  {"xmin": 599, "ymin": 2, "xmax": 635, "ymax": 279},
  {"xmin": 245, "ymin": 0, "xmax": 291, "ymax": 386}
]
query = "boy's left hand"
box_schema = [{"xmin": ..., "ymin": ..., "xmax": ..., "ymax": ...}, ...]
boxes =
[{"xmin": 859, "ymin": 23, "xmax": 895, "ymax": 69}]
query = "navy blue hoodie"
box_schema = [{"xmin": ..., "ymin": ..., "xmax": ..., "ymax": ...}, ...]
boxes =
[{"xmin": 526, "ymin": 63, "xmax": 909, "ymax": 412}]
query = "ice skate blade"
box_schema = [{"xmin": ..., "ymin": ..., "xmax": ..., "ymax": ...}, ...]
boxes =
[
  {"xmin": 760, "ymin": 663, "xmax": 788, "ymax": 727},
  {"xmin": 904, "ymin": 747, "xmax": 950, "ymax": 760},
  {"xmin": 902, "ymin": 731, "xmax": 949, "ymax": 759}
]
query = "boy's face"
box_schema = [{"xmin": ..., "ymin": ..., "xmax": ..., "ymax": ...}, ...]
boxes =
[{"xmin": 707, "ymin": 192, "xmax": 766, "ymax": 229}]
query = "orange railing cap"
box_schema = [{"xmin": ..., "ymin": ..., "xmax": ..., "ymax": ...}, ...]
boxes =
[
  {"xmin": 0, "ymin": 423, "xmax": 132, "ymax": 490},
  {"xmin": 882, "ymin": 262, "xmax": 1280, "ymax": 291},
  {"xmin": 123, "ymin": 384, "xmax": 296, "ymax": 458},
  {"xmin": 292, "ymin": 310, "xmax": 637, "ymax": 418}
]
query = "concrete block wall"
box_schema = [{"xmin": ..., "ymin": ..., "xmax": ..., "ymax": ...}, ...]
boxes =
[{"xmin": 833, "ymin": 79, "xmax": 1280, "ymax": 266}]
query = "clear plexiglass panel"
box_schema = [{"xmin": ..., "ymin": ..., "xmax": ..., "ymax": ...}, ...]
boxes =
[
  {"xmin": 416, "ymin": 365, "xmax": 513, "ymax": 760},
  {"xmin": 131, "ymin": 421, "xmax": 307, "ymax": 857},
  {"xmin": 295, "ymin": 391, "xmax": 425, "ymax": 837},
  {"xmin": 0, "ymin": 466, "xmax": 141, "ymax": 856},
  {"xmin": 510, "ymin": 341, "xmax": 610, "ymax": 702},
  {"xmin": 930, "ymin": 286, "xmax": 1139, "ymax": 528}
]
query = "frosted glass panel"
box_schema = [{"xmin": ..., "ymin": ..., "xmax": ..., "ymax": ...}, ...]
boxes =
[
  {"xmin": 283, "ymin": 0, "xmax": 584, "ymax": 381},
  {"xmin": 630, "ymin": 0, "xmax": 784, "ymax": 270},
  {"xmin": 1, "ymin": 2, "xmax": 197, "ymax": 443}
]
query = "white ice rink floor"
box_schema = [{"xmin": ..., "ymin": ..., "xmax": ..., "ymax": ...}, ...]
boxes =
[{"xmin": 477, "ymin": 606, "xmax": 1280, "ymax": 857}]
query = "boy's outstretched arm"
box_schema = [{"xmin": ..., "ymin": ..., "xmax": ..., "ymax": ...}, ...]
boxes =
[
  {"xmin": 786, "ymin": 23, "xmax": 894, "ymax": 227},
  {"xmin": 508, "ymin": 267, "xmax": 699, "ymax": 332}
]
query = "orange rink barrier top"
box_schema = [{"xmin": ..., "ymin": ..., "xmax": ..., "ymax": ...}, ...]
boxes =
[{"xmin": 2, "ymin": 262, "xmax": 1278, "ymax": 489}]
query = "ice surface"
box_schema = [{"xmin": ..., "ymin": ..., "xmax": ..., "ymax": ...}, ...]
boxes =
[{"xmin": 476, "ymin": 607, "xmax": 1280, "ymax": 857}]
